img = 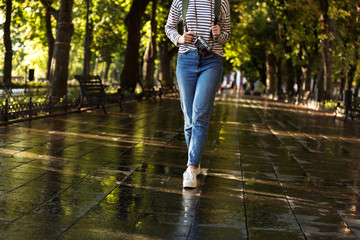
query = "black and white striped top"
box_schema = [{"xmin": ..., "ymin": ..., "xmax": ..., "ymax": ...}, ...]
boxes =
[{"xmin": 165, "ymin": 0, "xmax": 231, "ymax": 56}]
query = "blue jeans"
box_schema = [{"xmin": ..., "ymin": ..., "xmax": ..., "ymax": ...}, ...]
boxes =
[{"xmin": 176, "ymin": 50, "xmax": 223, "ymax": 168}]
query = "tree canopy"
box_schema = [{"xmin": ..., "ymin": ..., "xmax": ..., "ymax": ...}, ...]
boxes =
[{"xmin": 0, "ymin": 0, "xmax": 359, "ymax": 98}]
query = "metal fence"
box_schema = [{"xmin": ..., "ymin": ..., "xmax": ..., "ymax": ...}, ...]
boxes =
[
  {"xmin": 0, "ymin": 87, "xmax": 179, "ymax": 124},
  {"xmin": 0, "ymin": 96, "xmax": 80, "ymax": 123}
]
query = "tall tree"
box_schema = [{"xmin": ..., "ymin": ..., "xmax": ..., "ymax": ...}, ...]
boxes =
[
  {"xmin": 159, "ymin": 39, "xmax": 177, "ymax": 88},
  {"xmin": 285, "ymin": 47, "xmax": 295, "ymax": 96},
  {"xmin": 48, "ymin": 0, "xmax": 74, "ymax": 97},
  {"xmin": 282, "ymin": 0, "xmax": 320, "ymax": 96},
  {"xmin": 276, "ymin": 56, "xmax": 284, "ymax": 96},
  {"xmin": 304, "ymin": 42, "xmax": 319, "ymax": 93},
  {"xmin": 120, "ymin": 0, "xmax": 151, "ymax": 92},
  {"xmin": 157, "ymin": 0, "xmax": 177, "ymax": 88},
  {"xmin": 45, "ymin": 7, "xmax": 56, "ymax": 80},
  {"xmin": 83, "ymin": 0, "xmax": 92, "ymax": 76},
  {"xmin": 266, "ymin": 52, "xmax": 277, "ymax": 94},
  {"xmin": 39, "ymin": 0, "xmax": 58, "ymax": 81},
  {"xmin": 90, "ymin": 0, "xmax": 127, "ymax": 82},
  {"xmin": 3, "ymin": 0, "xmax": 13, "ymax": 86},
  {"xmin": 318, "ymin": 0, "xmax": 335, "ymax": 100},
  {"xmin": 332, "ymin": 0, "xmax": 360, "ymax": 98},
  {"xmin": 142, "ymin": 0, "xmax": 157, "ymax": 89}
]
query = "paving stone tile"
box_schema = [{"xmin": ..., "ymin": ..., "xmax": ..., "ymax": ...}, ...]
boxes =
[
  {"xmin": 0, "ymin": 95, "xmax": 359, "ymax": 239},
  {"xmin": 248, "ymin": 228, "xmax": 305, "ymax": 240}
]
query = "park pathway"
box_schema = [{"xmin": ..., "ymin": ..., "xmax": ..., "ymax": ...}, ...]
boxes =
[{"xmin": 0, "ymin": 91, "xmax": 359, "ymax": 239}]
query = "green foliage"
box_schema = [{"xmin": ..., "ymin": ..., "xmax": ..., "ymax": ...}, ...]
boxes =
[
  {"xmin": 157, "ymin": 0, "xmax": 173, "ymax": 41},
  {"xmin": 0, "ymin": 0, "xmax": 359, "ymax": 100},
  {"xmin": 0, "ymin": 95, "xmax": 48, "ymax": 105},
  {"xmin": 91, "ymin": 0, "xmax": 128, "ymax": 58},
  {"xmin": 224, "ymin": 0, "xmax": 268, "ymax": 82},
  {"xmin": 332, "ymin": 1, "xmax": 360, "ymax": 73},
  {"xmin": 324, "ymin": 100, "xmax": 338, "ymax": 111}
]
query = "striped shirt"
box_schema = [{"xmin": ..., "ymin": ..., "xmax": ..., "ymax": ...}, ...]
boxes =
[{"xmin": 165, "ymin": 0, "xmax": 231, "ymax": 56}]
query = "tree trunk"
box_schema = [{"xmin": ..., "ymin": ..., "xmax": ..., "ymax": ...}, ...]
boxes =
[
  {"xmin": 3, "ymin": 0, "xmax": 13, "ymax": 86},
  {"xmin": 265, "ymin": 52, "xmax": 276, "ymax": 94},
  {"xmin": 295, "ymin": 66, "xmax": 302, "ymax": 96},
  {"xmin": 339, "ymin": 76, "xmax": 346, "ymax": 100},
  {"xmin": 319, "ymin": 0, "xmax": 334, "ymax": 100},
  {"xmin": 354, "ymin": 81, "xmax": 360, "ymax": 98},
  {"xmin": 50, "ymin": 0, "xmax": 74, "ymax": 97},
  {"xmin": 120, "ymin": 0, "xmax": 150, "ymax": 92},
  {"xmin": 304, "ymin": 41, "xmax": 318, "ymax": 93},
  {"xmin": 159, "ymin": 40, "xmax": 171, "ymax": 88},
  {"xmin": 304, "ymin": 51, "xmax": 318, "ymax": 92},
  {"xmin": 346, "ymin": 65, "xmax": 356, "ymax": 91},
  {"xmin": 159, "ymin": 39, "xmax": 177, "ymax": 88},
  {"xmin": 317, "ymin": 55, "xmax": 324, "ymax": 100},
  {"xmin": 276, "ymin": 57, "xmax": 283, "ymax": 96},
  {"xmin": 142, "ymin": 0, "xmax": 158, "ymax": 90},
  {"xmin": 259, "ymin": 67, "xmax": 266, "ymax": 86},
  {"xmin": 323, "ymin": 20, "xmax": 335, "ymax": 100},
  {"xmin": 104, "ymin": 57, "xmax": 112, "ymax": 82},
  {"xmin": 285, "ymin": 57, "xmax": 295, "ymax": 96},
  {"xmin": 83, "ymin": 0, "xmax": 92, "ymax": 76},
  {"xmin": 142, "ymin": 44, "xmax": 153, "ymax": 89},
  {"xmin": 45, "ymin": 10, "xmax": 55, "ymax": 81}
]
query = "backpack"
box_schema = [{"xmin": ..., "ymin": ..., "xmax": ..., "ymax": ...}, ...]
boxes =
[{"xmin": 182, "ymin": 0, "xmax": 221, "ymax": 25}]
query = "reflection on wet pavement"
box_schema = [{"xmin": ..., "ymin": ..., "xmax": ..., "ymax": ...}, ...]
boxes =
[{"xmin": 0, "ymin": 93, "xmax": 359, "ymax": 239}]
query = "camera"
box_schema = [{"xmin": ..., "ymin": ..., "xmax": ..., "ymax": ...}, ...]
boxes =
[{"xmin": 194, "ymin": 36, "xmax": 212, "ymax": 57}]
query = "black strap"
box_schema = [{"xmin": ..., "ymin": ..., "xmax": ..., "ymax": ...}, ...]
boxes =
[
  {"xmin": 214, "ymin": 0, "xmax": 220, "ymax": 23},
  {"xmin": 182, "ymin": 0, "xmax": 221, "ymax": 27},
  {"xmin": 182, "ymin": 0, "xmax": 189, "ymax": 23}
]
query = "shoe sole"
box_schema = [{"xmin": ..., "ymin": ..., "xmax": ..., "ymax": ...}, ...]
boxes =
[{"xmin": 183, "ymin": 182, "xmax": 197, "ymax": 188}]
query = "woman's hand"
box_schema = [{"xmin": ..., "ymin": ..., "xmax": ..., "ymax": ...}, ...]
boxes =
[
  {"xmin": 210, "ymin": 24, "xmax": 221, "ymax": 39},
  {"xmin": 178, "ymin": 31, "xmax": 195, "ymax": 44}
]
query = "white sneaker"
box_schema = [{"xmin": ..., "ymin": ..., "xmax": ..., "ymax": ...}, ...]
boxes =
[
  {"xmin": 186, "ymin": 164, "xmax": 201, "ymax": 175},
  {"xmin": 195, "ymin": 164, "xmax": 201, "ymax": 176},
  {"xmin": 183, "ymin": 168, "xmax": 197, "ymax": 188}
]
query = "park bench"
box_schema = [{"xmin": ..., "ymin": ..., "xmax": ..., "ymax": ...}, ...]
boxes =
[
  {"xmin": 74, "ymin": 75, "xmax": 123, "ymax": 114},
  {"xmin": 159, "ymin": 86, "xmax": 179, "ymax": 100},
  {"xmin": 138, "ymin": 87, "xmax": 161, "ymax": 103},
  {"xmin": 334, "ymin": 95, "xmax": 360, "ymax": 121}
]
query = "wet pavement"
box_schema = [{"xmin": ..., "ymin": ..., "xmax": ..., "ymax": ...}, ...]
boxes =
[{"xmin": 0, "ymin": 91, "xmax": 359, "ymax": 240}]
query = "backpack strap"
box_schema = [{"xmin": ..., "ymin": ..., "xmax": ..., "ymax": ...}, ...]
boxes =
[
  {"xmin": 182, "ymin": 0, "xmax": 189, "ymax": 31},
  {"xmin": 182, "ymin": 0, "xmax": 221, "ymax": 24},
  {"xmin": 182, "ymin": 0, "xmax": 189, "ymax": 22},
  {"xmin": 214, "ymin": 0, "xmax": 221, "ymax": 24}
]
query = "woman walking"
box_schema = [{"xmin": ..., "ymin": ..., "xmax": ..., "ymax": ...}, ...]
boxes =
[{"xmin": 165, "ymin": 0, "xmax": 231, "ymax": 188}]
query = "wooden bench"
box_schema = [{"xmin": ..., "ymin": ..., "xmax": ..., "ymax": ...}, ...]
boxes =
[
  {"xmin": 159, "ymin": 86, "xmax": 179, "ymax": 101},
  {"xmin": 74, "ymin": 75, "xmax": 108, "ymax": 114},
  {"xmin": 138, "ymin": 87, "xmax": 161, "ymax": 103},
  {"xmin": 106, "ymin": 88, "xmax": 124, "ymax": 112},
  {"xmin": 334, "ymin": 96, "xmax": 360, "ymax": 121}
]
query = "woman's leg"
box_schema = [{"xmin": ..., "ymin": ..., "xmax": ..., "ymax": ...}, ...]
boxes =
[
  {"xmin": 187, "ymin": 54, "xmax": 223, "ymax": 168},
  {"xmin": 176, "ymin": 51, "xmax": 198, "ymax": 149},
  {"xmin": 178, "ymin": 52, "xmax": 223, "ymax": 188}
]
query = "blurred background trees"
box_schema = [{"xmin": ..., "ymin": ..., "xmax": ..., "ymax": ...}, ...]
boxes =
[{"xmin": 0, "ymin": 0, "xmax": 359, "ymax": 100}]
